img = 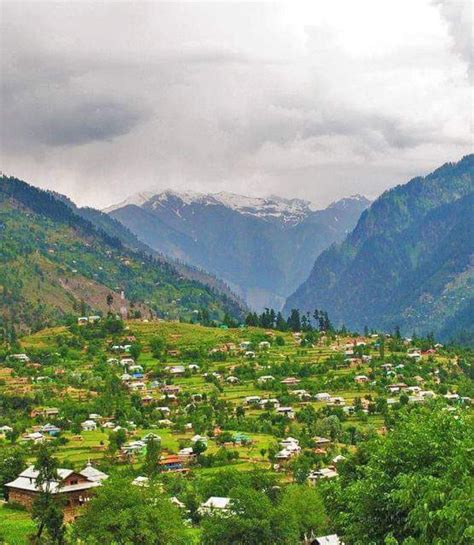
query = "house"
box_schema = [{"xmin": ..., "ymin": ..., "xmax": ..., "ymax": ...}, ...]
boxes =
[
  {"xmin": 233, "ymin": 433, "xmax": 251, "ymax": 444},
  {"xmin": 178, "ymin": 447, "xmax": 194, "ymax": 458},
  {"xmin": 259, "ymin": 398, "xmax": 280, "ymax": 409},
  {"xmin": 0, "ymin": 425, "xmax": 13, "ymax": 434},
  {"xmin": 23, "ymin": 432, "xmax": 45, "ymax": 444},
  {"xmin": 6, "ymin": 465, "xmax": 106, "ymax": 522},
  {"xmin": 314, "ymin": 393, "xmax": 331, "ymax": 402},
  {"xmin": 167, "ymin": 365, "xmax": 185, "ymax": 376},
  {"xmin": 276, "ymin": 406, "xmax": 295, "ymax": 419},
  {"xmin": 191, "ymin": 434, "xmax": 207, "ymax": 444},
  {"xmin": 328, "ymin": 397, "xmax": 345, "ymax": 406},
  {"xmin": 226, "ymin": 376, "xmax": 239, "ymax": 384},
  {"xmin": 120, "ymin": 358, "xmax": 135, "ymax": 366},
  {"xmin": 41, "ymin": 424, "xmax": 61, "ymax": 436},
  {"xmin": 258, "ymin": 341, "xmax": 271, "ymax": 349},
  {"xmin": 79, "ymin": 462, "xmax": 108, "ymax": 483},
  {"xmin": 9, "ymin": 353, "xmax": 30, "ymax": 363},
  {"xmin": 257, "ymin": 375, "xmax": 275, "ymax": 384},
  {"xmin": 245, "ymin": 396, "xmax": 261, "ymax": 405},
  {"xmin": 245, "ymin": 351, "xmax": 256, "ymax": 358},
  {"xmin": 122, "ymin": 440, "xmax": 146, "ymax": 456},
  {"xmin": 239, "ymin": 342, "xmax": 252, "ymax": 350},
  {"xmin": 308, "ymin": 467, "xmax": 338, "ymax": 484},
  {"xmin": 81, "ymin": 420, "xmax": 97, "ymax": 432},
  {"xmin": 281, "ymin": 377, "xmax": 300, "ymax": 385},
  {"xmin": 162, "ymin": 385, "xmax": 181, "ymax": 395},
  {"xmin": 132, "ymin": 476, "xmax": 150, "ymax": 487},
  {"xmin": 30, "ymin": 407, "xmax": 59, "ymax": 419},
  {"xmin": 354, "ymin": 375, "xmax": 369, "ymax": 384},
  {"xmin": 129, "ymin": 382, "xmax": 146, "ymax": 391},
  {"xmin": 280, "ymin": 437, "xmax": 299, "ymax": 448},
  {"xmin": 199, "ymin": 496, "xmax": 231, "ymax": 515},
  {"xmin": 275, "ymin": 448, "xmax": 295, "ymax": 462},
  {"xmin": 293, "ymin": 389, "xmax": 311, "ymax": 400},
  {"xmin": 313, "ymin": 436, "xmax": 331, "ymax": 449},
  {"xmin": 158, "ymin": 455, "xmax": 188, "ymax": 473}
]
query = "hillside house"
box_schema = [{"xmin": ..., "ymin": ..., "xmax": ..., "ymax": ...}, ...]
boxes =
[
  {"xmin": 81, "ymin": 420, "xmax": 97, "ymax": 432},
  {"xmin": 281, "ymin": 377, "xmax": 300, "ymax": 386},
  {"xmin": 6, "ymin": 464, "xmax": 107, "ymax": 522},
  {"xmin": 9, "ymin": 353, "xmax": 30, "ymax": 362},
  {"xmin": 199, "ymin": 496, "xmax": 231, "ymax": 515},
  {"xmin": 308, "ymin": 467, "xmax": 338, "ymax": 484},
  {"xmin": 158, "ymin": 455, "xmax": 188, "ymax": 473},
  {"xmin": 258, "ymin": 375, "xmax": 275, "ymax": 384},
  {"xmin": 259, "ymin": 398, "xmax": 280, "ymax": 409},
  {"xmin": 276, "ymin": 406, "xmax": 295, "ymax": 419}
]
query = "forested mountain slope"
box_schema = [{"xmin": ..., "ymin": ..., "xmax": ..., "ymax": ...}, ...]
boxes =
[
  {"xmin": 51, "ymin": 192, "xmax": 247, "ymax": 309},
  {"xmin": 284, "ymin": 155, "xmax": 474, "ymax": 343},
  {"xmin": 0, "ymin": 177, "xmax": 246, "ymax": 333},
  {"xmin": 107, "ymin": 191, "xmax": 370, "ymax": 310}
]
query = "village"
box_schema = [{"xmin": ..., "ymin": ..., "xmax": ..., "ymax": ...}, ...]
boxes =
[{"xmin": 0, "ymin": 315, "xmax": 471, "ymax": 544}]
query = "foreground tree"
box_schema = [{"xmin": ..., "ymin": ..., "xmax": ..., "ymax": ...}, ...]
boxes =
[
  {"xmin": 31, "ymin": 445, "xmax": 65, "ymax": 545},
  {"xmin": 279, "ymin": 485, "xmax": 327, "ymax": 540},
  {"xmin": 324, "ymin": 405, "xmax": 474, "ymax": 544},
  {"xmin": 74, "ymin": 477, "xmax": 187, "ymax": 545},
  {"xmin": 201, "ymin": 486, "xmax": 299, "ymax": 545}
]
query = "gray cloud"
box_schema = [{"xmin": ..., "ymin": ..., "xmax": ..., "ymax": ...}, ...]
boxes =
[
  {"xmin": 33, "ymin": 99, "xmax": 148, "ymax": 147},
  {"xmin": 0, "ymin": 1, "xmax": 472, "ymax": 208}
]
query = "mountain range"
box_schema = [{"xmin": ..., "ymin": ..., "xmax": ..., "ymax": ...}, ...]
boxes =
[
  {"xmin": 0, "ymin": 177, "xmax": 247, "ymax": 333},
  {"xmin": 106, "ymin": 190, "xmax": 370, "ymax": 310},
  {"xmin": 284, "ymin": 155, "xmax": 474, "ymax": 343}
]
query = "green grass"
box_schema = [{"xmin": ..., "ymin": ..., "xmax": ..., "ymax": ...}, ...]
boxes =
[{"xmin": 0, "ymin": 503, "xmax": 35, "ymax": 545}]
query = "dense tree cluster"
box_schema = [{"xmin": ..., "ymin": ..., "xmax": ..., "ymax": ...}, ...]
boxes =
[{"xmin": 245, "ymin": 308, "xmax": 333, "ymax": 333}]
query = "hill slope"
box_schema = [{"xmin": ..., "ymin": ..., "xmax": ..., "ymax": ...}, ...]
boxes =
[
  {"xmin": 107, "ymin": 190, "xmax": 370, "ymax": 310},
  {"xmin": 284, "ymin": 155, "xmax": 474, "ymax": 342},
  {"xmin": 51, "ymin": 192, "xmax": 247, "ymax": 310},
  {"xmin": 0, "ymin": 176, "xmax": 246, "ymax": 332}
]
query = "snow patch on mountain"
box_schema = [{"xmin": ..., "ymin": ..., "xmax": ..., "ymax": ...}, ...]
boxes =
[
  {"xmin": 105, "ymin": 189, "xmax": 370, "ymax": 225},
  {"xmin": 103, "ymin": 191, "xmax": 155, "ymax": 213}
]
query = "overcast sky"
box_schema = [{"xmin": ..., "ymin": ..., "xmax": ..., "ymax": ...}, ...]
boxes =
[{"xmin": 1, "ymin": 1, "xmax": 472, "ymax": 209}]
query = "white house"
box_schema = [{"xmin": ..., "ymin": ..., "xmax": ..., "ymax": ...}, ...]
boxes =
[
  {"xmin": 276, "ymin": 406, "xmax": 295, "ymax": 419},
  {"xmin": 199, "ymin": 496, "xmax": 231, "ymax": 515},
  {"xmin": 81, "ymin": 420, "xmax": 97, "ymax": 432},
  {"xmin": 257, "ymin": 375, "xmax": 275, "ymax": 384}
]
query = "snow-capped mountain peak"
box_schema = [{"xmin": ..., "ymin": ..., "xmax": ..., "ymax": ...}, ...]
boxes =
[
  {"xmin": 106, "ymin": 189, "xmax": 318, "ymax": 225},
  {"xmin": 103, "ymin": 191, "xmax": 155, "ymax": 213}
]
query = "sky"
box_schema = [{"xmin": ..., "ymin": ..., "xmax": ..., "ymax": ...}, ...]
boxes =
[{"xmin": 0, "ymin": 0, "xmax": 472, "ymax": 209}]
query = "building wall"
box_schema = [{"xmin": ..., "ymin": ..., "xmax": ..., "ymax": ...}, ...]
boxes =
[{"xmin": 8, "ymin": 488, "xmax": 95, "ymax": 522}]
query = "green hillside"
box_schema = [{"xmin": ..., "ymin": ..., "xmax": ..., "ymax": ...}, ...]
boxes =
[
  {"xmin": 284, "ymin": 155, "xmax": 474, "ymax": 343},
  {"xmin": 0, "ymin": 176, "xmax": 246, "ymax": 334}
]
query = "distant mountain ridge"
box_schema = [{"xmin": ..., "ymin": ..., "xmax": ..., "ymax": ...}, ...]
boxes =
[
  {"xmin": 106, "ymin": 190, "xmax": 370, "ymax": 310},
  {"xmin": 284, "ymin": 155, "xmax": 474, "ymax": 344},
  {"xmin": 104, "ymin": 189, "xmax": 322, "ymax": 226},
  {"xmin": 0, "ymin": 176, "xmax": 247, "ymax": 332}
]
